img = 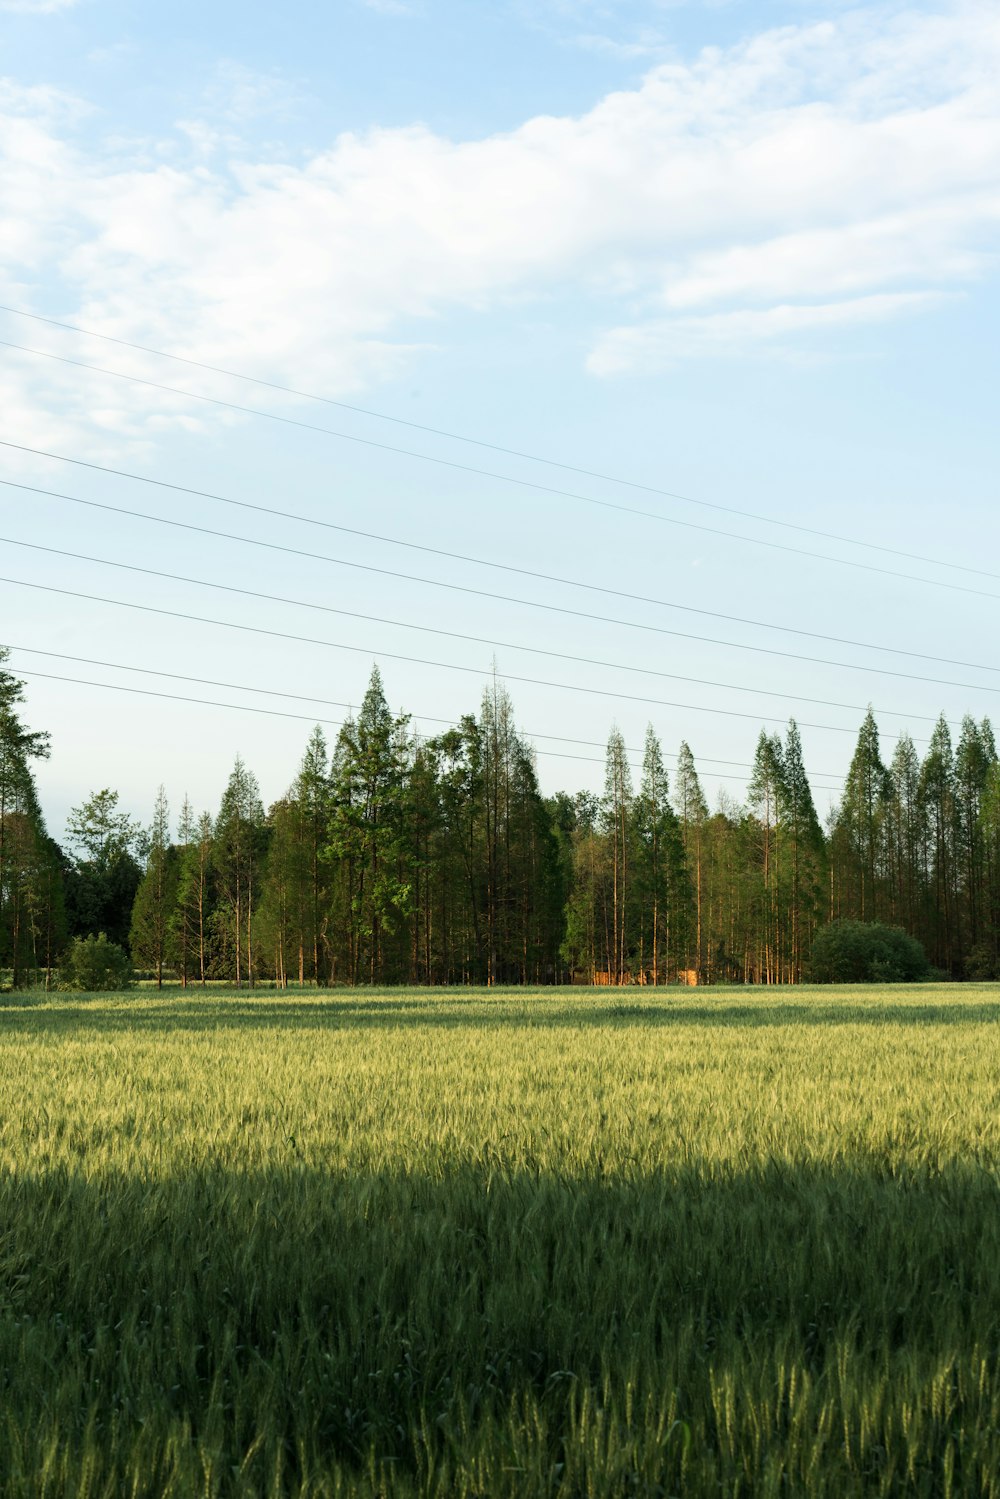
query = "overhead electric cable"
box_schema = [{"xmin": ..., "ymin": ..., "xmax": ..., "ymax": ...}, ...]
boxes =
[
  {"xmin": 9, "ymin": 667, "xmax": 625, "ymax": 772},
  {"xmin": 6, "ymin": 473, "xmax": 999, "ymax": 697},
  {"xmin": 3, "ymin": 437, "xmax": 998, "ymax": 677},
  {"xmin": 8, "ymin": 668, "xmax": 817, "ymax": 783},
  {"xmin": 0, "ymin": 571, "xmax": 904, "ymax": 738},
  {"xmin": 0, "ymin": 302, "xmax": 989, "ymax": 585},
  {"xmin": 1, "ymin": 337, "xmax": 994, "ymax": 602},
  {"xmin": 0, "ymin": 533, "xmax": 972, "ymax": 724},
  {"xmin": 3, "ymin": 643, "xmax": 846, "ymax": 782}
]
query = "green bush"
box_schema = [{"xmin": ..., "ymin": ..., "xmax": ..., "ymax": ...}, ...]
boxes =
[
  {"xmin": 806, "ymin": 920, "xmax": 930, "ymax": 984},
  {"xmin": 59, "ymin": 934, "xmax": 133, "ymax": 992},
  {"xmin": 965, "ymin": 943, "xmax": 1000, "ymax": 981}
]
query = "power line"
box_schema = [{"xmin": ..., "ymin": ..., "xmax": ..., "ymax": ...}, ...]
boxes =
[
  {"xmin": 0, "ymin": 301, "xmax": 991, "ymax": 586},
  {"xmin": 0, "ymin": 570, "xmax": 904, "ymax": 738},
  {"xmin": 0, "ymin": 643, "xmax": 717, "ymax": 760},
  {"xmin": 6, "ymin": 473, "xmax": 1000, "ymax": 699},
  {"xmin": 4, "ymin": 644, "xmax": 847, "ymax": 788},
  {"xmin": 15, "ymin": 665, "xmax": 631, "ymax": 772},
  {"xmin": 0, "ymin": 532, "xmax": 969, "ymax": 725},
  {"xmin": 0, "ymin": 667, "xmax": 762, "ymax": 784},
  {"xmin": 2, "ymin": 336, "xmax": 996, "ymax": 603},
  {"xmin": 4, "ymin": 437, "xmax": 999, "ymax": 677}
]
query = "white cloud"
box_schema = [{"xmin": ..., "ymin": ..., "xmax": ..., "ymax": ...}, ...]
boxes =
[
  {"xmin": 0, "ymin": 0, "xmax": 80, "ymax": 12},
  {"xmin": 660, "ymin": 202, "xmax": 999, "ymax": 311},
  {"xmin": 0, "ymin": 0, "xmax": 998, "ymax": 437},
  {"xmin": 567, "ymin": 29, "xmax": 671, "ymax": 59},
  {"xmin": 357, "ymin": 0, "xmax": 416, "ymax": 15},
  {"xmin": 199, "ymin": 60, "xmax": 310, "ymax": 126},
  {"xmin": 587, "ymin": 290, "xmax": 949, "ymax": 373}
]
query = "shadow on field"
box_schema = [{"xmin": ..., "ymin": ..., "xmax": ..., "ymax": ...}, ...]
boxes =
[
  {"xmin": 4, "ymin": 992, "xmax": 1000, "ymax": 1034},
  {"xmin": 3, "ymin": 1156, "xmax": 1000, "ymax": 1493}
]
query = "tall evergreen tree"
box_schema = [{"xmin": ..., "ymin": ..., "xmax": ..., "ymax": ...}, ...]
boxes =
[
  {"xmin": 978, "ymin": 760, "xmax": 1000, "ymax": 976},
  {"xmin": 600, "ymin": 726, "xmax": 633, "ymax": 985},
  {"xmin": 430, "ymin": 718, "xmax": 484, "ymax": 983},
  {"xmin": 954, "ymin": 716, "xmax": 996, "ymax": 959},
  {"xmin": 781, "ymin": 720, "xmax": 824, "ymax": 981},
  {"xmin": 129, "ymin": 786, "xmax": 177, "ymax": 987},
  {"xmin": 885, "ymin": 734, "xmax": 923, "ymax": 935},
  {"xmin": 255, "ymin": 797, "xmax": 306, "ymax": 989},
  {"xmin": 214, "ymin": 757, "xmax": 265, "ymax": 985},
  {"xmin": 480, "ymin": 676, "xmax": 518, "ymax": 985},
  {"xmin": 674, "ymin": 742, "xmax": 708, "ymax": 981},
  {"xmin": 173, "ymin": 809, "xmax": 213, "ymax": 987},
  {"xmin": 404, "ymin": 737, "xmax": 445, "ymax": 984},
  {"xmin": 0, "ymin": 649, "xmax": 59, "ymax": 986},
  {"xmin": 748, "ymin": 730, "xmax": 786, "ymax": 983},
  {"xmin": 171, "ymin": 797, "xmax": 199, "ymax": 987},
  {"xmin": 561, "ymin": 792, "xmax": 601, "ymax": 982},
  {"xmin": 329, "ymin": 670, "xmax": 411, "ymax": 984},
  {"xmin": 920, "ymin": 715, "xmax": 957, "ymax": 971},
  {"xmin": 507, "ymin": 737, "xmax": 564, "ymax": 984},
  {"xmin": 835, "ymin": 709, "xmax": 891, "ymax": 922},
  {"xmin": 633, "ymin": 726, "xmax": 685, "ymax": 985},
  {"xmin": 296, "ymin": 727, "xmax": 332, "ymax": 984},
  {"xmin": 255, "ymin": 730, "xmax": 333, "ymax": 989}
]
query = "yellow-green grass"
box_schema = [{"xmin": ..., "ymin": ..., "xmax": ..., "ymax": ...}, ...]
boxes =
[{"xmin": 2, "ymin": 985, "xmax": 999, "ymax": 1496}]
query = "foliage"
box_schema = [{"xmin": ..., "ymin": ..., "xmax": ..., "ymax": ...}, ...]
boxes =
[
  {"xmin": 64, "ymin": 787, "xmax": 144, "ymax": 948},
  {"xmin": 1, "ymin": 984, "xmax": 999, "ymax": 1494},
  {"xmin": 129, "ymin": 786, "xmax": 179, "ymax": 986},
  {"xmin": 327, "ymin": 669, "xmax": 412, "ymax": 984},
  {"xmin": 829, "ymin": 711, "xmax": 1000, "ymax": 977},
  {"xmin": 13, "ymin": 656, "xmax": 1000, "ymax": 988},
  {"xmin": 0, "ymin": 646, "xmax": 62, "ymax": 986},
  {"xmin": 59, "ymin": 932, "xmax": 133, "ymax": 990},
  {"xmin": 213, "ymin": 756, "xmax": 266, "ymax": 985},
  {"xmin": 807, "ymin": 919, "xmax": 931, "ymax": 983}
]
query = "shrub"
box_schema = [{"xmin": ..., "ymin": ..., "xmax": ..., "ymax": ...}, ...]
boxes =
[
  {"xmin": 965, "ymin": 943, "xmax": 1000, "ymax": 981},
  {"xmin": 59, "ymin": 934, "xmax": 133, "ymax": 992},
  {"xmin": 806, "ymin": 920, "xmax": 930, "ymax": 984}
]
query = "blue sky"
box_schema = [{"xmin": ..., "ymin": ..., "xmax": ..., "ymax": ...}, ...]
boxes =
[{"xmin": 1, "ymin": 0, "xmax": 998, "ymax": 838}]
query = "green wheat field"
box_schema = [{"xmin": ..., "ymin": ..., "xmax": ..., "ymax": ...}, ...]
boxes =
[{"xmin": 3, "ymin": 984, "xmax": 1000, "ymax": 1497}]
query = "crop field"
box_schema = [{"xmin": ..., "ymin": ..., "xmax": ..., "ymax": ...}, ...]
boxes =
[{"xmin": 2, "ymin": 985, "xmax": 1000, "ymax": 1497}]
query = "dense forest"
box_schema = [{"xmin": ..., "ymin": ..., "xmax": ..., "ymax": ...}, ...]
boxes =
[{"xmin": 2, "ymin": 645, "xmax": 998, "ymax": 986}]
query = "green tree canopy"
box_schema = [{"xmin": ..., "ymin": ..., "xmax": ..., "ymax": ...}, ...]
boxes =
[
  {"xmin": 60, "ymin": 932, "xmax": 133, "ymax": 991},
  {"xmin": 65, "ymin": 788, "xmax": 144, "ymax": 947},
  {"xmin": 0, "ymin": 647, "xmax": 61, "ymax": 985},
  {"xmin": 807, "ymin": 921, "xmax": 930, "ymax": 984}
]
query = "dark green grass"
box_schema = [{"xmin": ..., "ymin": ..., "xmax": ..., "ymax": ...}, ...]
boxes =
[{"xmin": 1, "ymin": 986, "xmax": 999, "ymax": 1496}]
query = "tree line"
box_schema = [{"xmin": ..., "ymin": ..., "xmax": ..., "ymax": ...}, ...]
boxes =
[{"xmin": 1, "ymin": 646, "xmax": 998, "ymax": 986}]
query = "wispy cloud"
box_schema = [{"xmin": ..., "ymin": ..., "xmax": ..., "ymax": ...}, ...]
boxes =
[
  {"xmin": 86, "ymin": 42, "xmax": 137, "ymax": 66},
  {"xmin": 172, "ymin": 60, "xmax": 313, "ymax": 156},
  {"xmin": 357, "ymin": 0, "xmax": 417, "ymax": 15},
  {"xmin": 201, "ymin": 61, "xmax": 307, "ymax": 125},
  {"xmin": 571, "ymin": 30, "xmax": 670, "ymax": 60},
  {"xmin": 0, "ymin": 0, "xmax": 80, "ymax": 12},
  {"xmin": 588, "ymin": 291, "xmax": 950, "ymax": 373}
]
